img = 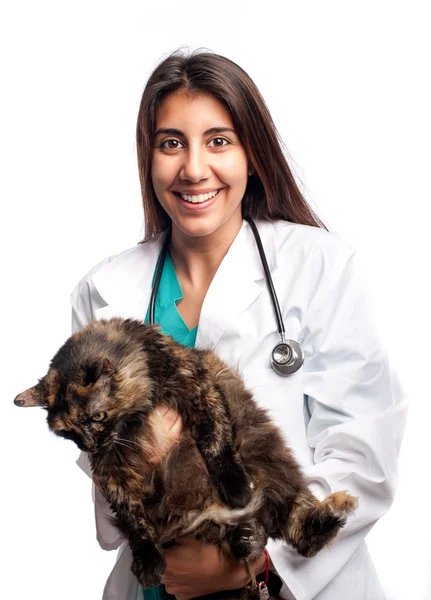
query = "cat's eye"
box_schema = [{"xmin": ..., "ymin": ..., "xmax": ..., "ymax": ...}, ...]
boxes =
[{"xmin": 91, "ymin": 411, "xmax": 107, "ymax": 422}]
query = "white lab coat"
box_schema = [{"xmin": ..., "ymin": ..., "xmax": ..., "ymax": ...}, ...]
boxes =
[{"xmin": 72, "ymin": 219, "xmax": 407, "ymax": 600}]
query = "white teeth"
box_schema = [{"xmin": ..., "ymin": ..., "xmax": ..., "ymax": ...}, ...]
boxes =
[{"xmin": 179, "ymin": 189, "xmax": 220, "ymax": 203}]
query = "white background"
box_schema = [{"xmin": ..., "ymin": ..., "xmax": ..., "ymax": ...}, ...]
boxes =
[{"xmin": 1, "ymin": 1, "xmax": 430, "ymax": 599}]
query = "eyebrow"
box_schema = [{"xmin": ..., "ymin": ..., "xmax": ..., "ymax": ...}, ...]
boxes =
[{"xmin": 154, "ymin": 127, "xmax": 237, "ymax": 137}]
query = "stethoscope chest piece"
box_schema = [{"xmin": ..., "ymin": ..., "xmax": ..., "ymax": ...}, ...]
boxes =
[{"xmin": 271, "ymin": 339, "xmax": 304, "ymax": 376}]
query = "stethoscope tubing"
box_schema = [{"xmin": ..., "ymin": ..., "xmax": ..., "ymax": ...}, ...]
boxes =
[
  {"xmin": 148, "ymin": 219, "xmax": 303, "ymax": 376},
  {"xmin": 244, "ymin": 217, "xmax": 286, "ymax": 342},
  {"xmin": 148, "ymin": 227, "xmax": 172, "ymax": 325}
]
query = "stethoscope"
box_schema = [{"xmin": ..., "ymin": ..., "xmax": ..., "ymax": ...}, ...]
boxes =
[{"xmin": 148, "ymin": 218, "xmax": 304, "ymax": 376}]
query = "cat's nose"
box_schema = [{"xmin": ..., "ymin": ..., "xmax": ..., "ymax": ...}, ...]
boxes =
[{"xmin": 82, "ymin": 436, "xmax": 97, "ymax": 453}]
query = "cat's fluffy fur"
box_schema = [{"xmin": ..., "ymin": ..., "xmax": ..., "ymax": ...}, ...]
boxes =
[{"xmin": 15, "ymin": 318, "xmax": 357, "ymax": 598}]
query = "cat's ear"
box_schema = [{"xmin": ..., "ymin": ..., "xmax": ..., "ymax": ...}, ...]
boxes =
[
  {"xmin": 86, "ymin": 357, "xmax": 115, "ymax": 384},
  {"xmin": 14, "ymin": 382, "xmax": 48, "ymax": 408}
]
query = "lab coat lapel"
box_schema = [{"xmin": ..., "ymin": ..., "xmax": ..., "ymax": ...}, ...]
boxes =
[
  {"xmin": 88, "ymin": 221, "xmax": 278, "ymax": 356},
  {"xmin": 196, "ymin": 220, "xmax": 278, "ymax": 354},
  {"xmin": 91, "ymin": 233, "xmax": 165, "ymax": 322}
]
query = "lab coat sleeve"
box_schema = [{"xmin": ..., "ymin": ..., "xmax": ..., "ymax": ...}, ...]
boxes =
[
  {"xmin": 266, "ymin": 247, "xmax": 407, "ymax": 600},
  {"xmin": 71, "ymin": 269, "xmax": 126, "ymax": 552}
]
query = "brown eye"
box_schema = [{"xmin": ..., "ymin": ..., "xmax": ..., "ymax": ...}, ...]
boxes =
[
  {"xmin": 92, "ymin": 412, "xmax": 107, "ymax": 422},
  {"xmin": 208, "ymin": 137, "xmax": 228, "ymax": 148},
  {"xmin": 160, "ymin": 139, "xmax": 184, "ymax": 149}
]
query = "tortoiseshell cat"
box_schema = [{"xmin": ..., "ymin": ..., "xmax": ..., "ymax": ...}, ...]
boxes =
[{"xmin": 15, "ymin": 318, "xmax": 357, "ymax": 598}]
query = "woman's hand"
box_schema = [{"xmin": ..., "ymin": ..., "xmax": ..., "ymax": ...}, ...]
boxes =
[{"xmin": 162, "ymin": 536, "xmax": 268, "ymax": 600}]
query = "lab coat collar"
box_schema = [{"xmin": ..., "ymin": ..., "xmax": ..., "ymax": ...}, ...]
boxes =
[
  {"xmin": 195, "ymin": 219, "xmax": 277, "ymax": 350},
  {"xmin": 91, "ymin": 234, "xmax": 164, "ymax": 323},
  {"xmin": 90, "ymin": 219, "xmax": 278, "ymax": 347}
]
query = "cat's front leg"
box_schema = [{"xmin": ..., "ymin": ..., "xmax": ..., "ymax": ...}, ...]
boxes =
[
  {"xmin": 110, "ymin": 498, "xmax": 166, "ymax": 587},
  {"xmin": 204, "ymin": 443, "xmax": 252, "ymax": 508},
  {"xmin": 193, "ymin": 396, "xmax": 252, "ymax": 508}
]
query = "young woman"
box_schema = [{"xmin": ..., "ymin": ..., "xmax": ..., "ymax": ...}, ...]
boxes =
[{"xmin": 73, "ymin": 49, "xmax": 406, "ymax": 600}]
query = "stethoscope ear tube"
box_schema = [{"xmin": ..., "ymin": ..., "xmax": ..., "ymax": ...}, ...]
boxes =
[
  {"xmin": 148, "ymin": 227, "xmax": 172, "ymax": 325},
  {"xmin": 245, "ymin": 217, "xmax": 304, "ymax": 376},
  {"xmin": 245, "ymin": 218, "xmax": 285, "ymax": 337}
]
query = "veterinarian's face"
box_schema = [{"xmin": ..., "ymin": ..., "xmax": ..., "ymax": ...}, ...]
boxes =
[{"xmin": 151, "ymin": 90, "xmax": 251, "ymax": 240}]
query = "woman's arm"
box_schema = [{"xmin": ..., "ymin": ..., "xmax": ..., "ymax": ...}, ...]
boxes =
[{"xmin": 266, "ymin": 248, "xmax": 407, "ymax": 600}]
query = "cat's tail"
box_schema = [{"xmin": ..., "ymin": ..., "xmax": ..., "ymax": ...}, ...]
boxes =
[
  {"xmin": 182, "ymin": 488, "xmax": 265, "ymax": 535},
  {"xmin": 285, "ymin": 490, "xmax": 358, "ymax": 558}
]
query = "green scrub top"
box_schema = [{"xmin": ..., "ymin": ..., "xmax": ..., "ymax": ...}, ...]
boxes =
[
  {"xmin": 142, "ymin": 251, "xmax": 197, "ymax": 599},
  {"xmin": 145, "ymin": 251, "xmax": 198, "ymax": 348}
]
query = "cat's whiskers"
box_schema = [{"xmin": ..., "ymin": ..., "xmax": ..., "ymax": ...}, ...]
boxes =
[
  {"xmin": 215, "ymin": 367, "xmax": 229, "ymax": 379},
  {"xmin": 116, "ymin": 437, "xmax": 139, "ymax": 447},
  {"xmin": 113, "ymin": 439, "xmax": 139, "ymax": 452}
]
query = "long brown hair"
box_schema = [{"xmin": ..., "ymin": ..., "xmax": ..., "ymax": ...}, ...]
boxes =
[{"xmin": 136, "ymin": 48, "xmax": 328, "ymax": 241}]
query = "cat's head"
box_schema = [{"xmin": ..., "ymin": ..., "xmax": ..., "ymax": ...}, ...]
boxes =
[{"xmin": 14, "ymin": 319, "xmax": 154, "ymax": 453}]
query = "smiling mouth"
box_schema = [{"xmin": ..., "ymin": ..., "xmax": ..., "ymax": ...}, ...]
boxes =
[{"xmin": 174, "ymin": 189, "xmax": 221, "ymax": 204}]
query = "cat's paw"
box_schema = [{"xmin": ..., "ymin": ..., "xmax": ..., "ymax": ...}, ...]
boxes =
[
  {"xmin": 217, "ymin": 464, "xmax": 253, "ymax": 508},
  {"xmin": 228, "ymin": 520, "xmax": 267, "ymax": 563},
  {"xmin": 291, "ymin": 491, "xmax": 358, "ymax": 558},
  {"xmin": 322, "ymin": 491, "xmax": 358, "ymax": 517},
  {"xmin": 131, "ymin": 541, "xmax": 166, "ymax": 587}
]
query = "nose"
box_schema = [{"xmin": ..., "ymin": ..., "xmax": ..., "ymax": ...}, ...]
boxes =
[
  {"xmin": 180, "ymin": 145, "xmax": 210, "ymax": 183},
  {"xmin": 82, "ymin": 432, "xmax": 97, "ymax": 453}
]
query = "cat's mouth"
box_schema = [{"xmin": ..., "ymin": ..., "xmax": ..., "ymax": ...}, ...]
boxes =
[
  {"xmin": 86, "ymin": 441, "xmax": 109, "ymax": 454},
  {"xmin": 85, "ymin": 431, "xmax": 119, "ymax": 454},
  {"xmin": 81, "ymin": 430, "xmax": 136, "ymax": 455},
  {"xmin": 80, "ymin": 438, "xmax": 104, "ymax": 454},
  {"xmin": 89, "ymin": 435, "xmax": 119, "ymax": 454}
]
